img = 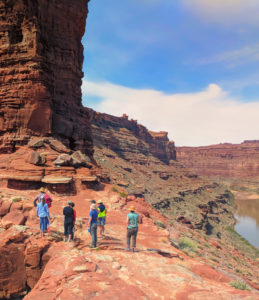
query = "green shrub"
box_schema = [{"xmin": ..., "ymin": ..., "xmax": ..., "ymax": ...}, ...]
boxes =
[
  {"xmin": 230, "ymin": 281, "xmax": 251, "ymax": 291},
  {"xmin": 11, "ymin": 197, "xmax": 21, "ymax": 203},
  {"xmin": 111, "ymin": 186, "xmax": 118, "ymax": 192},
  {"xmin": 178, "ymin": 237, "xmax": 197, "ymax": 252},
  {"xmin": 119, "ymin": 191, "xmax": 128, "ymax": 198},
  {"xmin": 154, "ymin": 220, "xmax": 166, "ymax": 229}
]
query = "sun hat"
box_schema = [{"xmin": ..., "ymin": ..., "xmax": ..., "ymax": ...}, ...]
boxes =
[
  {"xmin": 91, "ymin": 200, "xmax": 96, "ymax": 204},
  {"xmin": 97, "ymin": 200, "xmax": 102, "ymax": 204},
  {"xmin": 128, "ymin": 206, "xmax": 135, "ymax": 211},
  {"xmin": 39, "ymin": 187, "xmax": 46, "ymax": 192},
  {"xmin": 68, "ymin": 200, "xmax": 73, "ymax": 205},
  {"xmin": 90, "ymin": 203, "xmax": 97, "ymax": 210}
]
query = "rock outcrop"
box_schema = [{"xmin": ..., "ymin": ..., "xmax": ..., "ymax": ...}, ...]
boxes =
[
  {"xmin": 177, "ymin": 141, "xmax": 259, "ymax": 178},
  {"xmin": 91, "ymin": 111, "xmax": 176, "ymax": 164},
  {"xmin": 0, "ymin": 0, "xmax": 93, "ymax": 156}
]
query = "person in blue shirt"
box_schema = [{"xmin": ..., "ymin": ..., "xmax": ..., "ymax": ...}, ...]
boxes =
[
  {"xmin": 88, "ymin": 203, "xmax": 98, "ymax": 248},
  {"xmin": 36, "ymin": 195, "xmax": 50, "ymax": 237},
  {"xmin": 126, "ymin": 206, "xmax": 140, "ymax": 252}
]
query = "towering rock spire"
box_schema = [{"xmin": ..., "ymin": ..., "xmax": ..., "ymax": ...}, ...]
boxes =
[{"xmin": 0, "ymin": 0, "xmax": 93, "ymax": 155}]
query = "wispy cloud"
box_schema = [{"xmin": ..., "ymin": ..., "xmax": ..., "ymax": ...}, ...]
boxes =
[
  {"xmin": 200, "ymin": 43, "xmax": 259, "ymax": 66},
  {"xmin": 82, "ymin": 80, "xmax": 259, "ymax": 146},
  {"xmin": 182, "ymin": 0, "xmax": 259, "ymax": 26}
]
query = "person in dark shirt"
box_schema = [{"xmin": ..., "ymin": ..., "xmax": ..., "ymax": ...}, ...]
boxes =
[
  {"xmin": 88, "ymin": 203, "xmax": 98, "ymax": 248},
  {"xmin": 71, "ymin": 202, "xmax": 76, "ymax": 241},
  {"xmin": 63, "ymin": 200, "xmax": 75, "ymax": 242}
]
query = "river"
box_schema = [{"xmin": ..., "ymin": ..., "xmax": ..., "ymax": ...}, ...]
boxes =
[{"xmin": 234, "ymin": 193, "xmax": 259, "ymax": 248}]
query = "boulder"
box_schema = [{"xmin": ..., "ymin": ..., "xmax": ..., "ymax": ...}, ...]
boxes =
[
  {"xmin": 0, "ymin": 200, "xmax": 12, "ymax": 217},
  {"xmin": 29, "ymin": 151, "xmax": 41, "ymax": 165},
  {"xmin": 71, "ymin": 151, "xmax": 92, "ymax": 168},
  {"xmin": 2, "ymin": 211, "xmax": 26, "ymax": 228},
  {"xmin": 10, "ymin": 202, "xmax": 23, "ymax": 211},
  {"xmin": 28, "ymin": 138, "xmax": 46, "ymax": 149},
  {"xmin": 49, "ymin": 140, "xmax": 70, "ymax": 154},
  {"xmin": 54, "ymin": 154, "xmax": 72, "ymax": 166}
]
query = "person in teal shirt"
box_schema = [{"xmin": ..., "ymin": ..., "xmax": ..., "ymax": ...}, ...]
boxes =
[{"xmin": 126, "ymin": 205, "xmax": 140, "ymax": 252}]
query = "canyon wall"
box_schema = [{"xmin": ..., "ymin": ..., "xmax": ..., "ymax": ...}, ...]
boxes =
[
  {"xmin": 177, "ymin": 140, "xmax": 259, "ymax": 178},
  {"xmin": 0, "ymin": 0, "xmax": 92, "ymax": 155},
  {"xmin": 91, "ymin": 111, "xmax": 176, "ymax": 164}
]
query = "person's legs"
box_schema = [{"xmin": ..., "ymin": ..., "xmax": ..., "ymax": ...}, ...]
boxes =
[
  {"xmin": 126, "ymin": 228, "xmax": 133, "ymax": 250},
  {"xmin": 67, "ymin": 223, "xmax": 73, "ymax": 242},
  {"xmin": 98, "ymin": 218, "xmax": 105, "ymax": 237},
  {"xmin": 40, "ymin": 218, "xmax": 44, "ymax": 237},
  {"xmin": 64, "ymin": 222, "xmax": 68, "ymax": 241},
  {"xmin": 90, "ymin": 223, "xmax": 97, "ymax": 247},
  {"xmin": 132, "ymin": 228, "xmax": 138, "ymax": 251}
]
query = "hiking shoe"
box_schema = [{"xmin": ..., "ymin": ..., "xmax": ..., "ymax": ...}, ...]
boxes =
[
  {"xmin": 132, "ymin": 248, "xmax": 135, "ymax": 253},
  {"xmin": 89, "ymin": 245, "xmax": 95, "ymax": 248},
  {"xmin": 125, "ymin": 247, "xmax": 130, "ymax": 251}
]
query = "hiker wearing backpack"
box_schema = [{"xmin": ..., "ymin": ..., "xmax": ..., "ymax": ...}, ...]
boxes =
[
  {"xmin": 36, "ymin": 195, "xmax": 50, "ymax": 238},
  {"xmin": 33, "ymin": 187, "xmax": 53, "ymax": 208},
  {"xmin": 125, "ymin": 206, "xmax": 140, "ymax": 252},
  {"xmin": 97, "ymin": 200, "xmax": 107, "ymax": 237}
]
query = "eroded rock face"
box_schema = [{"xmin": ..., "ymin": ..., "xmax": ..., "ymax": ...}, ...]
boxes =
[
  {"xmin": 91, "ymin": 111, "xmax": 176, "ymax": 164},
  {"xmin": 177, "ymin": 140, "xmax": 259, "ymax": 178},
  {"xmin": 0, "ymin": 0, "xmax": 93, "ymax": 156}
]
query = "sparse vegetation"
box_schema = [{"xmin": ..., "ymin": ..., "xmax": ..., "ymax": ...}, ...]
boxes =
[
  {"xmin": 11, "ymin": 197, "xmax": 21, "ymax": 203},
  {"xmin": 119, "ymin": 191, "xmax": 128, "ymax": 198},
  {"xmin": 111, "ymin": 186, "xmax": 128, "ymax": 198},
  {"xmin": 230, "ymin": 281, "xmax": 251, "ymax": 291},
  {"xmin": 111, "ymin": 186, "xmax": 118, "ymax": 192},
  {"xmin": 154, "ymin": 220, "xmax": 166, "ymax": 229},
  {"xmin": 178, "ymin": 237, "xmax": 197, "ymax": 252}
]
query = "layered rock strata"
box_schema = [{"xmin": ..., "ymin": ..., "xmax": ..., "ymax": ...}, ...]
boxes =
[
  {"xmin": 90, "ymin": 111, "xmax": 236, "ymax": 237},
  {"xmin": 0, "ymin": 0, "xmax": 92, "ymax": 155},
  {"xmin": 177, "ymin": 141, "xmax": 259, "ymax": 178},
  {"xmin": 91, "ymin": 111, "xmax": 176, "ymax": 164}
]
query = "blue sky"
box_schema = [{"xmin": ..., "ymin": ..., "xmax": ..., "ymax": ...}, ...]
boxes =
[{"xmin": 82, "ymin": 0, "xmax": 259, "ymax": 146}]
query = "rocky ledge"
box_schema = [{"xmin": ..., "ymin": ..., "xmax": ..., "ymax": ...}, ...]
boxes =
[{"xmin": 0, "ymin": 187, "xmax": 258, "ymax": 299}]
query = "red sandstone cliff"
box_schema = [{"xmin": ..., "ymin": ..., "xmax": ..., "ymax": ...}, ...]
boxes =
[
  {"xmin": 177, "ymin": 140, "xmax": 259, "ymax": 178},
  {"xmin": 0, "ymin": 0, "xmax": 92, "ymax": 155},
  {"xmin": 91, "ymin": 111, "xmax": 176, "ymax": 164}
]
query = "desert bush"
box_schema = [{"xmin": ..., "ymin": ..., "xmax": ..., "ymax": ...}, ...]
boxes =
[
  {"xmin": 178, "ymin": 237, "xmax": 197, "ymax": 252},
  {"xmin": 230, "ymin": 281, "xmax": 251, "ymax": 291}
]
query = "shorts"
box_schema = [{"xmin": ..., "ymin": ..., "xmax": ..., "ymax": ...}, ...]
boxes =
[
  {"xmin": 64, "ymin": 222, "xmax": 74, "ymax": 236},
  {"xmin": 98, "ymin": 217, "xmax": 106, "ymax": 226}
]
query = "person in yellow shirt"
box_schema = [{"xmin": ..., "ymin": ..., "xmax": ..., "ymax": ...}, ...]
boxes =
[{"xmin": 97, "ymin": 200, "xmax": 107, "ymax": 237}]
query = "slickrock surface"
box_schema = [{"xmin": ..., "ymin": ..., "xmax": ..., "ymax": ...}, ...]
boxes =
[
  {"xmin": 177, "ymin": 141, "xmax": 259, "ymax": 178},
  {"xmin": 0, "ymin": 0, "xmax": 93, "ymax": 155},
  {"xmin": 0, "ymin": 186, "xmax": 258, "ymax": 299}
]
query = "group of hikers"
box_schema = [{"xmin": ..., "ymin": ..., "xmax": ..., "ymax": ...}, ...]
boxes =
[{"xmin": 33, "ymin": 188, "xmax": 141, "ymax": 252}]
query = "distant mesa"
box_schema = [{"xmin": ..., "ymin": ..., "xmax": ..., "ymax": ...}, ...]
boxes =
[{"xmin": 177, "ymin": 140, "xmax": 259, "ymax": 178}]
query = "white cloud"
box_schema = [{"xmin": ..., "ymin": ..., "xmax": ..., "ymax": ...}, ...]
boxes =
[
  {"xmin": 82, "ymin": 80, "xmax": 259, "ymax": 146},
  {"xmin": 182, "ymin": 0, "xmax": 259, "ymax": 26},
  {"xmin": 200, "ymin": 43, "xmax": 259, "ymax": 66}
]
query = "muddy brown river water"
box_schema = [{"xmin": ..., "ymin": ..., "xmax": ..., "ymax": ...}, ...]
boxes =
[{"xmin": 235, "ymin": 196, "xmax": 259, "ymax": 248}]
